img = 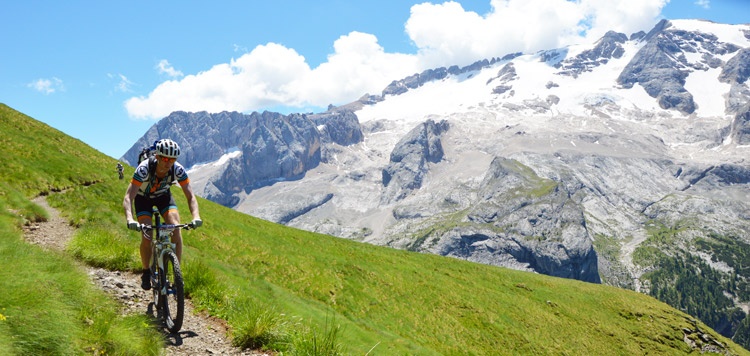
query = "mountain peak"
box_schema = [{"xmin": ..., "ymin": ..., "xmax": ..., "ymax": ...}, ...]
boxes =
[{"xmin": 121, "ymin": 24, "xmax": 750, "ymax": 346}]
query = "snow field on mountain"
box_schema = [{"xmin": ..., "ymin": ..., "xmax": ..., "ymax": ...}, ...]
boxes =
[
  {"xmin": 180, "ymin": 19, "xmax": 750, "ymax": 247},
  {"xmin": 686, "ymin": 68, "xmax": 732, "ymax": 118},
  {"xmin": 672, "ymin": 19, "xmax": 750, "ymax": 47}
]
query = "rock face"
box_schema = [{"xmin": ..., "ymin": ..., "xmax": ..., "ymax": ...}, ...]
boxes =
[
  {"xmin": 382, "ymin": 120, "xmax": 449, "ymax": 203},
  {"xmin": 310, "ymin": 109, "xmax": 364, "ymax": 147},
  {"xmin": 732, "ymin": 109, "xmax": 750, "ymax": 145},
  {"xmin": 425, "ymin": 157, "xmax": 601, "ymax": 283},
  {"xmin": 618, "ymin": 20, "xmax": 693, "ymax": 114},
  {"xmin": 618, "ymin": 19, "xmax": 746, "ymax": 115},
  {"xmin": 380, "ymin": 58, "xmax": 500, "ymax": 97},
  {"xmin": 557, "ymin": 30, "xmax": 628, "ymax": 77},
  {"xmin": 123, "ymin": 20, "xmax": 750, "ymax": 291},
  {"xmin": 122, "ymin": 110, "xmax": 362, "ymax": 206}
]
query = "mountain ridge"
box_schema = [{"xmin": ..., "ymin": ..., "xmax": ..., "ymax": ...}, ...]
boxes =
[
  {"xmin": 8, "ymin": 103, "xmax": 750, "ymax": 354},
  {"xmin": 122, "ymin": 19, "xmax": 750, "ymax": 344}
]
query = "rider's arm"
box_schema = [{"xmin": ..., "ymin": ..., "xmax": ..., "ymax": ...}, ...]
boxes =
[
  {"xmin": 181, "ymin": 182, "xmax": 201, "ymax": 222},
  {"xmin": 123, "ymin": 183, "xmax": 140, "ymax": 222}
]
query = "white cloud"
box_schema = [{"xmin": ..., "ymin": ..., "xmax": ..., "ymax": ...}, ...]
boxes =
[
  {"xmin": 126, "ymin": 43, "xmax": 312, "ymax": 118},
  {"xmin": 694, "ymin": 0, "xmax": 710, "ymax": 9},
  {"xmin": 406, "ymin": 0, "xmax": 667, "ymax": 67},
  {"xmin": 157, "ymin": 60, "xmax": 184, "ymax": 78},
  {"xmin": 288, "ymin": 32, "xmax": 420, "ymax": 107},
  {"xmin": 125, "ymin": 0, "xmax": 668, "ymax": 120},
  {"xmin": 107, "ymin": 73, "xmax": 135, "ymax": 93},
  {"xmin": 28, "ymin": 77, "xmax": 64, "ymax": 94},
  {"xmin": 117, "ymin": 74, "xmax": 135, "ymax": 92},
  {"xmin": 125, "ymin": 35, "xmax": 420, "ymax": 119}
]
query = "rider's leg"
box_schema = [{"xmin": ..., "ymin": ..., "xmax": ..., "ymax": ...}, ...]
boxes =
[
  {"xmin": 163, "ymin": 209, "xmax": 183, "ymax": 263},
  {"xmin": 133, "ymin": 194, "xmax": 156, "ymax": 290},
  {"xmin": 133, "ymin": 195, "xmax": 155, "ymax": 271},
  {"xmin": 138, "ymin": 216, "xmax": 153, "ymax": 270}
]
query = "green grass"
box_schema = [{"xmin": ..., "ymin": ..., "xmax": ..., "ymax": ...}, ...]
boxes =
[
  {"xmin": 2, "ymin": 102, "xmax": 749, "ymax": 355},
  {"xmin": 0, "ymin": 204, "xmax": 163, "ymax": 355},
  {"xmin": 499, "ymin": 158, "xmax": 558, "ymax": 198},
  {"xmin": 287, "ymin": 314, "xmax": 347, "ymax": 355},
  {"xmin": 0, "ymin": 104, "xmax": 164, "ymax": 355}
]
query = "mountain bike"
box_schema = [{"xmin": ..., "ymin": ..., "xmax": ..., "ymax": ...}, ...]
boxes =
[{"xmin": 140, "ymin": 207, "xmax": 194, "ymax": 333}]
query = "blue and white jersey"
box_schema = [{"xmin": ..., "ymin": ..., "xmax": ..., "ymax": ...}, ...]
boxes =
[{"xmin": 131, "ymin": 159, "xmax": 190, "ymax": 197}]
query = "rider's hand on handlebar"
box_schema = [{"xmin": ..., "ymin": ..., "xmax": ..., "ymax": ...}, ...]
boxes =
[
  {"xmin": 127, "ymin": 220, "xmax": 141, "ymax": 231},
  {"xmin": 190, "ymin": 219, "xmax": 202, "ymax": 228}
]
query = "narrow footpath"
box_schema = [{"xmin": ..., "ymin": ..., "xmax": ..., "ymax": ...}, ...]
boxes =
[{"xmin": 23, "ymin": 195, "xmax": 264, "ymax": 356}]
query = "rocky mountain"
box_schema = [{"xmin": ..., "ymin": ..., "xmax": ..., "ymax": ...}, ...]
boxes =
[{"xmin": 123, "ymin": 19, "xmax": 750, "ymax": 342}]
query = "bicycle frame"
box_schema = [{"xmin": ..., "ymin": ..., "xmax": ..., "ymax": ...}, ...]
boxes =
[
  {"xmin": 140, "ymin": 207, "xmax": 191, "ymax": 333},
  {"xmin": 151, "ymin": 225, "xmax": 176, "ymax": 293},
  {"xmin": 144, "ymin": 211, "xmax": 184, "ymax": 285}
]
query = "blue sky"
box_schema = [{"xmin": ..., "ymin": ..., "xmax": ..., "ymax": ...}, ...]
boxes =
[{"xmin": 2, "ymin": 0, "xmax": 748, "ymax": 159}]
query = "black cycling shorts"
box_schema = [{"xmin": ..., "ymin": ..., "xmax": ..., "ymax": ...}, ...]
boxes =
[{"xmin": 134, "ymin": 193, "xmax": 178, "ymax": 222}]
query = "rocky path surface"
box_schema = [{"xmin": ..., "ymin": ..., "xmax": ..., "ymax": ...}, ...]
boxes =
[{"xmin": 23, "ymin": 195, "xmax": 265, "ymax": 356}]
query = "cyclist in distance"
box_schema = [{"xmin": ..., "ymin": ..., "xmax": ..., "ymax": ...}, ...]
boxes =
[{"xmin": 123, "ymin": 138, "xmax": 202, "ymax": 290}]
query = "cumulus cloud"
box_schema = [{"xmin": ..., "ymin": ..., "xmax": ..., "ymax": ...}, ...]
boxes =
[
  {"xmin": 694, "ymin": 0, "xmax": 710, "ymax": 9},
  {"xmin": 126, "ymin": 34, "xmax": 420, "ymax": 119},
  {"xmin": 28, "ymin": 77, "xmax": 64, "ymax": 94},
  {"xmin": 125, "ymin": 0, "xmax": 668, "ymax": 120},
  {"xmin": 287, "ymin": 32, "xmax": 420, "ymax": 107},
  {"xmin": 126, "ymin": 43, "xmax": 312, "ymax": 118},
  {"xmin": 407, "ymin": 0, "xmax": 667, "ymax": 68}
]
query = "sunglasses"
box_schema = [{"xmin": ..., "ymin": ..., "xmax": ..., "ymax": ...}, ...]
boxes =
[{"xmin": 157, "ymin": 156, "xmax": 176, "ymax": 163}]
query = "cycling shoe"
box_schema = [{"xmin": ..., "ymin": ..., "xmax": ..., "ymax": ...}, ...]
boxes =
[{"xmin": 141, "ymin": 270, "xmax": 151, "ymax": 290}]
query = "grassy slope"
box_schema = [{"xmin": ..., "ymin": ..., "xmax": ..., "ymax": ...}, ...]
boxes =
[
  {"xmin": 1, "ymin": 102, "xmax": 748, "ymax": 355},
  {"xmin": 0, "ymin": 104, "xmax": 163, "ymax": 355}
]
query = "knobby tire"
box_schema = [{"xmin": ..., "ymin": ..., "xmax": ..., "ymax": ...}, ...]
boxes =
[{"xmin": 160, "ymin": 251, "xmax": 184, "ymax": 333}]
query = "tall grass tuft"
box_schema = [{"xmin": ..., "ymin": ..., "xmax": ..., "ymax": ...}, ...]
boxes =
[
  {"xmin": 182, "ymin": 259, "xmax": 233, "ymax": 316},
  {"xmin": 230, "ymin": 301, "xmax": 288, "ymax": 351},
  {"xmin": 287, "ymin": 314, "xmax": 346, "ymax": 356}
]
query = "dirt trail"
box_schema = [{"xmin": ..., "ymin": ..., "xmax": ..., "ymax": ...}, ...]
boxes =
[{"xmin": 23, "ymin": 195, "xmax": 263, "ymax": 356}]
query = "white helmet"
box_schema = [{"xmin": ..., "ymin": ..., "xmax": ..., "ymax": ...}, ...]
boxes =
[{"xmin": 155, "ymin": 139, "xmax": 181, "ymax": 158}]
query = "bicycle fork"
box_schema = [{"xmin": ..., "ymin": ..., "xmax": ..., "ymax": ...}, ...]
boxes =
[{"xmin": 152, "ymin": 239, "xmax": 176, "ymax": 297}]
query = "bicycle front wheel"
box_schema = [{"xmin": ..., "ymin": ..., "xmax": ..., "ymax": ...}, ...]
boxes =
[{"xmin": 159, "ymin": 251, "xmax": 184, "ymax": 333}]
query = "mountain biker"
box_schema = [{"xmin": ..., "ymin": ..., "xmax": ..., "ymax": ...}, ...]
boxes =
[
  {"xmin": 137, "ymin": 140, "xmax": 158, "ymax": 164},
  {"xmin": 122, "ymin": 138, "xmax": 202, "ymax": 290}
]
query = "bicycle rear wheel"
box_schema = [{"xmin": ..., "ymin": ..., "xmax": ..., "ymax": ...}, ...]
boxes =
[{"xmin": 159, "ymin": 251, "xmax": 184, "ymax": 333}]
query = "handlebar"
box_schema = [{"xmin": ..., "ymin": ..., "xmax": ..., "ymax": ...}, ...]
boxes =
[{"xmin": 139, "ymin": 223, "xmax": 195, "ymax": 231}]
